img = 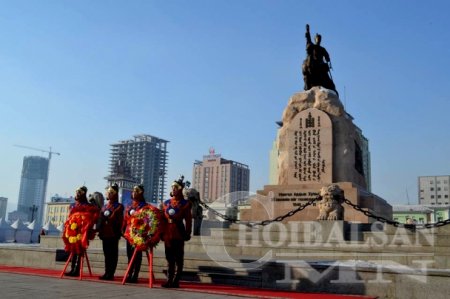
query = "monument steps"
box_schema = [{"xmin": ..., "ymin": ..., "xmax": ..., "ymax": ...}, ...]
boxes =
[{"xmin": 2, "ymin": 223, "xmax": 450, "ymax": 298}]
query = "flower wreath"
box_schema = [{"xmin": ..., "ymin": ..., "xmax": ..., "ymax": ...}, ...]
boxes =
[
  {"xmin": 124, "ymin": 205, "xmax": 161, "ymax": 250},
  {"xmin": 62, "ymin": 204, "xmax": 99, "ymax": 254}
]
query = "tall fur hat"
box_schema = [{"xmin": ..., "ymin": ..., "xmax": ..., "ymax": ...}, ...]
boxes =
[
  {"xmin": 77, "ymin": 186, "xmax": 88, "ymax": 194},
  {"xmin": 172, "ymin": 175, "xmax": 185, "ymax": 189}
]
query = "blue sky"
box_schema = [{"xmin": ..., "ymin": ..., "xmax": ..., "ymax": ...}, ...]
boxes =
[{"xmin": 1, "ymin": 1, "xmax": 450, "ymax": 214}]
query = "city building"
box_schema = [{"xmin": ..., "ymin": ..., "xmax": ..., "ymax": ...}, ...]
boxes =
[
  {"xmin": 418, "ymin": 175, "xmax": 450, "ymax": 205},
  {"xmin": 393, "ymin": 204, "xmax": 450, "ymax": 224},
  {"xmin": 0, "ymin": 197, "xmax": 7, "ymax": 220},
  {"xmin": 108, "ymin": 134, "xmax": 168, "ymax": 204},
  {"xmin": 17, "ymin": 156, "xmax": 49, "ymax": 228},
  {"xmin": 44, "ymin": 194, "xmax": 74, "ymax": 228},
  {"xmin": 192, "ymin": 148, "xmax": 250, "ymax": 203},
  {"xmin": 105, "ymin": 150, "xmax": 138, "ymax": 207}
]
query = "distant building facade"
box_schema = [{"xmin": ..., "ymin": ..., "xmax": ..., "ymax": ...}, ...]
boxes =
[
  {"xmin": 418, "ymin": 175, "xmax": 450, "ymax": 205},
  {"xmin": 105, "ymin": 150, "xmax": 138, "ymax": 208},
  {"xmin": 108, "ymin": 134, "xmax": 168, "ymax": 204},
  {"xmin": 45, "ymin": 195, "xmax": 74, "ymax": 227},
  {"xmin": 17, "ymin": 156, "xmax": 49, "ymax": 227},
  {"xmin": 0, "ymin": 197, "xmax": 7, "ymax": 220},
  {"xmin": 393, "ymin": 204, "xmax": 450, "ymax": 224},
  {"xmin": 192, "ymin": 149, "xmax": 250, "ymax": 202}
]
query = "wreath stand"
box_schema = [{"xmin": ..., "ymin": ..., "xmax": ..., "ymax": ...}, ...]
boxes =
[
  {"xmin": 122, "ymin": 247, "xmax": 154, "ymax": 288},
  {"xmin": 59, "ymin": 250, "xmax": 92, "ymax": 280}
]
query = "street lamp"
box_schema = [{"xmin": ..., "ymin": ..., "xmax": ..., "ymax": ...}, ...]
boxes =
[
  {"xmin": 29, "ymin": 205, "xmax": 38, "ymax": 243},
  {"xmin": 29, "ymin": 205, "xmax": 38, "ymax": 222}
]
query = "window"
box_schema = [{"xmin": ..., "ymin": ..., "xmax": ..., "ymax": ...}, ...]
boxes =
[
  {"xmin": 438, "ymin": 187, "xmax": 441, "ymax": 191},
  {"xmin": 431, "ymin": 195, "xmax": 435, "ymax": 199},
  {"xmin": 438, "ymin": 195, "xmax": 441, "ymax": 199},
  {"xmin": 430, "ymin": 188, "xmax": 434, "ymax": 191}
]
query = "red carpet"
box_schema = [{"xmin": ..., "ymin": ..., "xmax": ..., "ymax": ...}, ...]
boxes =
[{"xmin": 0, "ymin": 265, "xmax": 374, "ymax": 299}]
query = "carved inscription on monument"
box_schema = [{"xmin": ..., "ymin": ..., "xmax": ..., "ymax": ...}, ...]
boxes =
[
  {"xmin": 271, "ymin": 190, "xmax": 320, "ymax": 207},
  {"xmin": 288, "ymin": 108, "xmax": 332, "ymax": 184}
]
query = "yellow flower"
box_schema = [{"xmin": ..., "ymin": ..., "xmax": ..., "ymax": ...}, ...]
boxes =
[
  {"xmin": 70, "ymin": 223, "xmax": 78, "ymax": 230},
  {"xmin": 69, "ymin": 236, "xmax": 77, "ymax": 244},
  {"xmin": 133, "ymin": 236, "xmax": 142, "ymax": 245},
  {"xmin": 77, "ymin": 234, "xmax": 82, "ymax": 240}
]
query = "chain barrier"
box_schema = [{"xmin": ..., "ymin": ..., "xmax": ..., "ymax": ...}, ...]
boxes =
[
  {"xmin": 199, "ymin": 197, "xmax": 319, "ymax": 228},
  {"xmin": 198, "ymin": 195, "xmax": 450, "ymax": 231},
  {"xmin": 343, "ymin": 198, "xmax": 450, "ymax": 231}
]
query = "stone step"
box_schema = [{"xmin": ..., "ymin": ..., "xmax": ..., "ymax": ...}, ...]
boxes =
[
  {"xmin": 0, "ymin": 242, "xmax": 450, "ymax": 298},
  {"xmin": 40, "ymin": 232, "xmax": 439, "ymax": 268},
  {"xmin": 48, "ymin": 247, "xmax": 264, "ymax": 287}
]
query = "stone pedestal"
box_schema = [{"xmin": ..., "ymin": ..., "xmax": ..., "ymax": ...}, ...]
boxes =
[
  {"xmin": 241, "ymin": 87, "xmax": 392, "ymax": 223},
  {"xmin": 278, "ymin": 87, "xmax": 367, "ymax": 188},
  {"xmin": 240, "ymin": 182, "xmax": 392, "ymax": 223}
]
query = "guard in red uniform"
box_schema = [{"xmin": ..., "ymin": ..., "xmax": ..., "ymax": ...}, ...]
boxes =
[
  {"xmin": 162, "ymin": 176, "xmax": 192, "ymax": 288},
  {"xmin": 122, "ymin": 184, "xmax": 147, "ymax": 283},
  {"xmin": 64, "ymin": 186, "xmax": 99, "ymax": 276},
  {"xmin": 98, "ymin": 183, "xmax": 124, "ymax": 280}
]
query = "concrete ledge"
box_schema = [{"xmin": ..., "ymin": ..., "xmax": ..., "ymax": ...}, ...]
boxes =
[{"xmin": 3, "ymin": 221, "xmax": 450, "ymax": 299}]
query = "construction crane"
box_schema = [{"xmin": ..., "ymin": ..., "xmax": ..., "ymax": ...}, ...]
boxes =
[
  {"xmin": 13, "ymin": 144, "xmax": 61, "ymax": 212},
  {"xmin": 14, "ymin": 144, "xmax": 61, "ymax": 161}
]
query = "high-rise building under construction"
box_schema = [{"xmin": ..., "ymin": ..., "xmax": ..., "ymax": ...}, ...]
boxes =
[
  {"xmin": 108, "ymin": 134, "xmax": 168, "ymax": 204},
  {"xmin": 17, "ymin": 156, "xmax": 49, "ymax": 227}
]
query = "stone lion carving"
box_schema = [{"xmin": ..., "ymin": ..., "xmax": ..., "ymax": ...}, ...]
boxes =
[{"xmin": 317, "ymin": 184, "xmax": 344, "ymax": 220}]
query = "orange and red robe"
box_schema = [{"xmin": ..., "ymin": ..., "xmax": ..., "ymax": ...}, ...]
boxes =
[{"xmin": 162, "ymin": 197, "xmax": 192, "ymax": 244}]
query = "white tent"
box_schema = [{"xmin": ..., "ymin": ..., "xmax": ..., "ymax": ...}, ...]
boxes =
[
  {"xmin": 27, "ymin": 220, "xmax": 36, "ymax": 230},
  {"xmin": 10, "ymin": 219, "xmax": 32, "ymax": 243},
  {"xmin": 42, "ymin": 221, "xmax": 61, "ymax": 236},
  {"xmin": 10, "ymin": 219, "xmax": 20, "ymax": 230},
  {"xmin": 57, "ymin": 223, "xmax": 65, "ymax": 232}
]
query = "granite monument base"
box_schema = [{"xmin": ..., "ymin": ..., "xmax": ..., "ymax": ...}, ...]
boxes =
[{"xmin": 240, "ymin": 182, "xmax": 392, "ymax": 223}]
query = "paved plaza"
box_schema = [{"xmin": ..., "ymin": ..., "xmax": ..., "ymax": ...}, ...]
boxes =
[{"xmin": 0, "ymin": 272, "xmax": 244, "ymax": 299}]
